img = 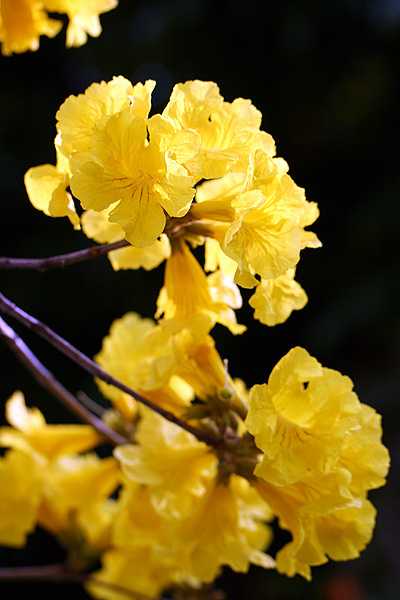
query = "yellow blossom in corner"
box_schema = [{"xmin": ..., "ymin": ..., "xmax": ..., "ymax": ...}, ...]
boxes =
[
  {"xmin": 43, "ymin": 0, "xmax": 118, "ymax": 47},
  {"xmin": 0, "ymin": 0, "xmax": 61, "ymax": 56}
]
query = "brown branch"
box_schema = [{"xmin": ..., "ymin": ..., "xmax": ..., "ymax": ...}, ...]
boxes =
[
  {"xmin": 0, "ymin": 315, "xmax": 128, "ymax": 447},
  {"xmin": 0, "ymin": 563, "xmax": 169, "ymax": 599},
  {"xmin": 0, "ymin": 293, "xmax": 219, "ymax": 446},
  {"xmin": 0, "ymin": 240, "xmax": 130, "ymax": 271}
]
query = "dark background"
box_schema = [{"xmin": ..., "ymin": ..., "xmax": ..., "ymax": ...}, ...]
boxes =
[{"xmin": 1, "ymin": 0, "xmax": 399, "ymax": 598}]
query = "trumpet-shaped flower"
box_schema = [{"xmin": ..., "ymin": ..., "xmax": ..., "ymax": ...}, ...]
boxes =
[
  {"xmin": 247, "ymin": 347, "xmax": 389, "ymax": 579},
  {"xmin": 156, "ymin": 238, "xmax": 245, "ymax": 339},
  {"xmin": 0, "ymin": 391, "xmax": 102, "ymax": 463},
  {"xmin": 249, "ymin": 269, "xmax": 308, "ymax": 326},
  {"xmin": 0, "ymin": 0, "xmax": 61, "ymax": 56},
  {"xmin": 115, "ymin": 408, "xmax": 217, "ymax": 518},
  {"xmin": 43, "ymin": 0, "xmax": 118, "ymax": 47},
  {"xmin": 0, "ymin": 449, "xmax": 41, "ymax": 547},
  {"xmin": 0, "ymin": 0, "xmax": 117, "ymax": 55},
  {"xmin": 95, "ymin": 312, "xmax": 192, "ymax": 419},
  {"xmin": 245, "ymin": 347, "xmax": 367, "ymax": 486},
  {"xmin": 163, "ymin": 80, "xmax": 275, "ymax": 181},
  {"xmin": 70, "ymin": 110, "xmax": 199, "ymax": 247},
  {"xmin": 169, "ymin": 475, "xmax": 275, "ymax": 582},
  {"xmin": 24, "ymin": 134, "xmax": 80, "ymax": 229}
]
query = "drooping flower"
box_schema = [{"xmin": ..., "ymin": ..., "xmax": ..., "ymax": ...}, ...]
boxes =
[
  {"xmin": 249, "ymin": 269, "xmax": 308, "ymax": 326},
  {"xmin": 155, "ymin": 237, "xmax": 245, "ymax": 340}
]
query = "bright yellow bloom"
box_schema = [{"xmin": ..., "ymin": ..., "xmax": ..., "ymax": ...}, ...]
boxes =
[
  {"xmin": 24, "ymin": 134, "xmax": 80, "ymax": 229},
  {"xmin": 156, "ymin": 237, "xmax": 245, "ymax": 339},
  {"xmin": 245, "ymin": 347, "xmax": 369, "ymax": 486},
  {"xmin": 0, "ymin": 0, "xmax": 117, "ymax": 55},
  {"xmin": 37, "ymin": 453, "xmax": 119, "ymax": 537},
  {"xmin": 249, "ymin": 269, "xmax": 308, "ymax": 326},
  {"xmin": 43, "ymin": 0, "xmax": 118, "ymax": 47},
  {"xmin": 246, "ymin": 347, "xmax": 389, "ymax": 579},
  {"xmin": 163, "ymin": 80, "xmax": 275, "ymax": 181},
  {"xmin": 0, "ymin": 0, "xmax": 61, "ymax": 56},
  {"xmin": 0, "ymin": 449, "xmax": 41, "ymax": 547},
  {"xmin": 56, "ymin": 77, "xmax": 152, "ymax": 156},
  {"xmin": 70, "ymin": 109, "xmax": 199, "ymax": 247},
  {"xmin": 0, "ymin": 391, "xmax": 102, "ymax": 462},
  {"xmin": 95, "ymin": 312, "xmax": 192, "ymax": 419},
  {"xmin": 170, "ymin": 475, "xmax": 275, "ymax": 582},
  {"xmin": 81, "ymin": 206, "xmax": 171, "ymax": 271},
  {"xmin": 115, "ymin": 408, "xmax": 217, "ymax": 518}
]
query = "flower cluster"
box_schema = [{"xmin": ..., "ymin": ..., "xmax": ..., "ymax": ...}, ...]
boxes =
[
  {"xmin": 0, "ymin": 76, "xmax": 390, "ymax": 599},
  {"xmin": 0, "ymin": 0, "xmax": 118, "ymax": 55},
  {"xmin": 25, "ymin": 76, "xmax": 321, "ymax": 335}
]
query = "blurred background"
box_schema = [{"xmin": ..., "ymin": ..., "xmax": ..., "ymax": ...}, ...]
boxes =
[{"xmin": 1, "ymin": 0, "xmax": 399, "ymax": 598}]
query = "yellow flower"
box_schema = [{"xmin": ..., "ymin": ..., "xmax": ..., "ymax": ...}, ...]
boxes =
[
  {"xmin": 247, "ymin": 347, "xmax": 389, "ymax": 579},
  {"xmin": 37, "ymin": 453, "xmax": 119, "ymax": 536},
  {"xmin": 24, "ymin": 133, "xmax": 80, "ymax": 229},
  {"xmin": 56, "ymin": 77, "xmax": 152, "ymax": 156},
  {"xmin": 115, "ymin": 408, "xmax": 218, "ymax": 518},
  {"xmin": 170, "ymin": 475, "xmax": 275, "ymax": 582},
  {"xmin": 0, "ymin": 0, "xmax": 61, "ymax": 56},
  {"xmin": 193, "ymin": 151, "xmax": 320, "ymax": 289},
  {"xmin": 245, "ymin": 347, "xmax": 366, "ymax": 486},
  {"xmin": 0, "ymin": 391, "xmax": 102, "ymax": 462},
  {"xmin": 0, "ymin": 449, "xmax": 41, "ymax": 547},
  {"xmin": 95, "ymin": 312, "xmax": 192, "ymax": 419},
  {"xmin": 43, "ymin": 0, "xmax": 118, "ymax": 47},
  {"xmin": 163, "ymin": 80, "xmax": 275, "ymax": 181},
  {"xmin": 156, "ymin": 237, "xmax": 245, "ymax": 340},
  {"xmin": 255, "ymin": 471, "xmax": 372, "ymax": 580},
  {"xmin": 81, "ymin": 206, "xmax": 171, "ymax": 271},
  {"xmin": 70, "ymin": 109, "xmax": 200, "ymax": 247},
  {"xmin": 249, "ymin": 269, "xmax": 308, "ymax": 326},
  {"xmin": 0, "ymin": 0, "xmax": 117, "ymax": 55}
]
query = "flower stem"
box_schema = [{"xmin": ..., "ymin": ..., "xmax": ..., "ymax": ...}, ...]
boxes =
[
  {"xmin": 0, "ymin": 240, "xmax": 130, "ymax": 271},
  {"xmin": 0, "ymin": 315, "xmax": 128, "ymax": 447},
  {"xmin": 0, "ymin": 293, "xmax": 219, "ymax": 446}
]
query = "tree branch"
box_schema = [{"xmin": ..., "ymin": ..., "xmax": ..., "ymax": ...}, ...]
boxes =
[
  {"xmin": 0, "ymin": 240, "xmax": 130, "ymax": 271},
  {"xmin": 0, "ymin": 293, "xmax": 219, "ymax": 446},
  {"xmin": 0, "ymin": 563, "xmax": 170, "ymax": 599},
  {"xmin": 0, "ymin": 315, "xmax": 128, "ymax": 447}
]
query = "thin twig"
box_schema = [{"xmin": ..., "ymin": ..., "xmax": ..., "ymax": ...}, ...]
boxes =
[
  {"xmin": 0, "ymin": 563, "xmax": 170, "ymax": 599},
  {"xmin": 0, "ymin": 315, "xmax": 128, "ymax": 447},
  {"xmin": 0, "ymin": 293, "xmax": 219, "ymax": 446},
  {"xmin": 0, "ymin": 240, "xmax": 130, "ymax": 271}
]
